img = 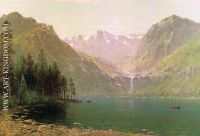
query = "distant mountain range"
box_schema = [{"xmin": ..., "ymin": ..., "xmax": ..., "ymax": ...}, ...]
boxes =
[{"xmin": 65, "ymin": 31, "xmax": 143, "ymax": 72}]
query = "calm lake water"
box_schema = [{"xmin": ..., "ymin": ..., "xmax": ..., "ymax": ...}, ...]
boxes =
[{"xmin": 64, "ymin": 97, "xmax": 200, "ymax": 136}]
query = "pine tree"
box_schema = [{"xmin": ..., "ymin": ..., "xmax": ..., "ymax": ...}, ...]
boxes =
[
  {"xmin": 69, "ymin": 78, "xmax": 76, "ymax": 100},
  {"xmin": 51, "ymin": 62, "xmax": 60, "ymax": 97},
  {"xmin": 37, "ymin": 49, "xmax": 48, "ymax": 95},
  {"xmin": 60, "ymin": 76, "xmax": 67, "ymax": 100},
  {"xmin": 18, "ymin": 75, "xmax": 28, "ymax": 105},
  {"xmin": 24, "ymin": 54, "xmax": 35, "ymax": 89},
  {"xmin": 71, "ymin": 80, "xmax": 76, "ymax": 100}
]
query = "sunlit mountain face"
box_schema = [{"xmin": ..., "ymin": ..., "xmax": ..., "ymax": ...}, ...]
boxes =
[{"xmin": 0, "ymin": 12, "xmax": 124, "ymax": 96}]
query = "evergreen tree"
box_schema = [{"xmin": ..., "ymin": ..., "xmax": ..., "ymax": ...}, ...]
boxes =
[
  {"xmin": 37, "ymin": 49, "xmax": 48, "ymax": 95},
  {"xmin": 71, "ymin": 80, "xmax": 76, "ymax": 100},
  {"xmin": 46, "ymin": 65, "xmax": 53, "ymax": 96},
  {"xmin": 24, "ymin": 54, "xmax": 35, "ymax": 89},
  {"xmin": 60, "ymin": 76, "xmax": 67, "ymax": 100},
  {"xmin": 0, "ymin": 37, "xmax": 76, "ymax": 106},
  {"xmin": 14, "ymin": 56, "xmax": 25, "ymax": 98},
  {"xmin": 69, "ymin": 78, "xmax": 76, "ymax": 100},
  {"xmin": 18, "ymin": 75, "xmax": 28, "ymax": 105}
]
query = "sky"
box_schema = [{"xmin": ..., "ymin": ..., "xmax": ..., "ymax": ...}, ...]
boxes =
[{"xmin": 0, "ymin": 0, "xmax": 199, "ymax": 38}]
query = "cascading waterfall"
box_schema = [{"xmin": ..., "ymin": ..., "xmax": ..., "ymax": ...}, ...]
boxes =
[{"xmin": 129, "ymin": 76, "xmax": 134, "ymax": 94}]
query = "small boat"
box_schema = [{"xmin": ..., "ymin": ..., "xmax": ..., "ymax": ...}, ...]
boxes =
[
  {"xmin": 171, "ymin": 106, "xmax": 181, "ymax": 110},
  {"xmin": 69, "ymin": 99, "xmax": 82, "ymax": 103},
  {"xmin": 86, "ymin": 100, "xmax": 92, "ymax": 103}
]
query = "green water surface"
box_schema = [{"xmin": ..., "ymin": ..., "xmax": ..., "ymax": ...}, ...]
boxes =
[{"xmin": 65, "ymin": 97, "xmax": 200, "ymax": 136}]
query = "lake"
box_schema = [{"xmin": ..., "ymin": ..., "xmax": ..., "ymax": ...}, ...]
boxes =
[{"xmin": 64, "ymin": 97, "xmax": 200, "ymax": 136}]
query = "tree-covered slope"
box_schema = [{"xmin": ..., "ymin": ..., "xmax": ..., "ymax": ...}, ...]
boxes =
[
  {"xmin": 133, "ymin": 15, "xmax": 200, "ymax": 72},
  {"xmin": 156, "ymin": 35, "xmax": 200, "ymax": 72},
  {"xmin": 136, "ymin": 35, "xmax": 200, "ymax": 96},
  {"xmin": 0, "ymin": 12, "xmax": 122, "ymax": 96}
]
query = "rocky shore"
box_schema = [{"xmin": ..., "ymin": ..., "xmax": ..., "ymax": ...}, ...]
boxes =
[{"xmin": 0, "ymin": 113, "xmax": 154, "ymax": 136}]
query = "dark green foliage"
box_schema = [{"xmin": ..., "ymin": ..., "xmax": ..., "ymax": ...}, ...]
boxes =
[
  {"xmin": 37, "ymin": 49, "xmax": 48, "ymax": 95},
  {"xmin": 11, "ymin": 50, "xmax": 77, "ymax": 105},
  {"xmin": 69, "ymin": 78, "xmax": 76, "ymax": 100},
  {"xmin": 18, "ymin": 75, "xmax": 28, "ymax": 104},
  {"xmin": 1, "ymin": 45, "xmax": 76, "ymax": 107},
  {"xmin": 24, "ymin": 53, "xmax": 36, "ymax": 89}
]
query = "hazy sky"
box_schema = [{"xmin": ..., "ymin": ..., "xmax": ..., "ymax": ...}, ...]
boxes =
[{"xmin": 0, "ymin": 0, "xmax": 199, "ymax": 38}]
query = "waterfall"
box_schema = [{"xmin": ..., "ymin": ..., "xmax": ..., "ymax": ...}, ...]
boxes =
[{"xmin": 129, "ymin": 76, "xmax": 134, "ymax": 94}]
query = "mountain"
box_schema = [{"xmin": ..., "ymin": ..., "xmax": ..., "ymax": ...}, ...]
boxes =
[
  {"xmin": 77, "ymin": 52, "xmax": 122, "ymax": 78},
  {"xmin": 156, "ymin": 35, "xmax": 200, "ymax": 73},
  {"xmin": 135, "ymin": 35, "xmax": 200, "ymax": 96},
  {"xmin": 66, "ymin": 30, "xmax": 142, "ymax": 69},
  {"xmin": 128, "ymin": 15, "xmax": 200, "ymax": 72},
  {"xmin": 0, "ymin": 12, "xmax": 123, "ymax": 96},
  {"xmin": 129, "ymin": 15, "xmax": 200, "ymax": 96}
]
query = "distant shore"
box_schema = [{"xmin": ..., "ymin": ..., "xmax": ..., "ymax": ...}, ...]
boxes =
[
  {"xmin": 107, "ymin": 95, "xmax": 200, "ymax": 99},
  {"xmin": 78, "ymin": 95, "xmax": 200, "ymax": 100}
]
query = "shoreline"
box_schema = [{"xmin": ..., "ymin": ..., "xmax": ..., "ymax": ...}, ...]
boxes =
[{"xmin": 0, "ymin": 113, "xmax": 154, "ymax": 136}]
